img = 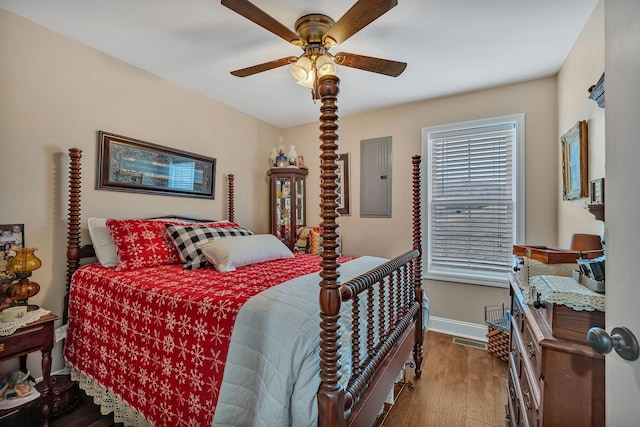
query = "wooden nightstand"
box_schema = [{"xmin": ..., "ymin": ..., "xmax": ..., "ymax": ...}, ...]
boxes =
[{"xmin": 0, "ymin": 313, "xmax": 60, "ymax": 426}]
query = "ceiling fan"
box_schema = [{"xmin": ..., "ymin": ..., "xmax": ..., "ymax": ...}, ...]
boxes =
[{"xmin": 221, "ymin": 0, "xmax": 407, "ymax": 98}]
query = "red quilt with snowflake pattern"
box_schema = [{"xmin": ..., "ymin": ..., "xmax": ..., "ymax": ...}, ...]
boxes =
[{"xmin": 64, "ymin": 253, "xmax": 352, "ymax": 426}]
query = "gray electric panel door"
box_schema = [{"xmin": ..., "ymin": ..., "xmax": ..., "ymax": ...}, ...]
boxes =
[{"xmin": 360, "ymin": 137, "xmax": 392, "ymax": 218}]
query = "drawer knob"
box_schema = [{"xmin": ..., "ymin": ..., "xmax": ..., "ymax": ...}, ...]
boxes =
[
  {"xmin": 588, "ymin": 327, "xmax": 639, "ymax": 361},
  {"xmin": 0, "ymin": 343, "xmax": 4, "ymax": 352},
  {"xmin": 523, "ymin": 390, "xmax": 532, "ymax": 411},
  {"xmin": 526, "ymin": 341, "xmax": 536, "ymax": 359},
  {"xmin": 533, "ymin": 292, "xmax": 545, "ymax": 309}
]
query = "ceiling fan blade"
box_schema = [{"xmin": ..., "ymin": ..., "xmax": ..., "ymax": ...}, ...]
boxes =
[
  {"xmin": 221, "ymin": 0, "xmax": 303, "ymax": 46},
  {"xmin": 323, "ymin": 0, "xmax": 398, "ymax": 46},
  {"xmin": 333, "ymin": 52, "xmax": 406, "ymax": 77},
  {"xmin": 230, "ymin": 56, "xmax": 297, "ymax": 77}
]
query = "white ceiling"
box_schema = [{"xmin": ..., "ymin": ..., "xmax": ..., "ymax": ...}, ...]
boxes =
[{"xmin": 0, "ymin": 0, "xmax": 598, "ymax": 128}]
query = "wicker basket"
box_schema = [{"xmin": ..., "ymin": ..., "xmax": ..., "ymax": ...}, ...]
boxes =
[
  {"xmin": 485, "ymin": 304, "xmax": 510, "ymax": 362},
  {"xmin": 486, "ymin": 325, "xmax": 509, "ymax": 362}
]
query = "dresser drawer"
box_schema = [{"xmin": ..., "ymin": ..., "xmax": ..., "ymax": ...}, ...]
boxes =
[
  {"xmin": 514, "ymin": 333, "xmax": 540, "ymax": 427},
  {"xmin": 534, "ymin": 300, "xmax": 605, "ymax": 344},
  {"xmin": 522, "ymin": 317, "xmax": 542, "ymax": 384},
  {"xmin": 507, "ymin": 366, "xmax": 522, "ymax": 426},
  {"xmin": 511, "ymin": 292, "xmax": 525, "ymax": 334},
  {"xmin": 518, "ymin": 365, "xmax": 539, "ymax": 427},
  {"xmin": 510, "ymin": 320, "xmax": 524, "ymax": 379},
  {"xmin": 0, "ymin": 323, "xmax": 47, "ymax": 361}
]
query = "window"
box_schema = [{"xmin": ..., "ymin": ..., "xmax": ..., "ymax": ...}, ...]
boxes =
[{"xmin": 422, "ymin": 114, "xmax": 524, "ymax": 287}]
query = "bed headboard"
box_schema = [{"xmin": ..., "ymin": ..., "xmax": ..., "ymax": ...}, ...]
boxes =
[{"xmin": 63, "ymin": 147, "xmax": 236, "ymax": 323}]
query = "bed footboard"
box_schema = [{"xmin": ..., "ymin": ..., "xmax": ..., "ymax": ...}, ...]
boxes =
[{"xmin": 340, "ymin": 250, "xmax": 421, "ymax": 426}]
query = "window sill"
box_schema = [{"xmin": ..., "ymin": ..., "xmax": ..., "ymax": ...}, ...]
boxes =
[{"xmin": 425, "ymin": 270, "xmax": 509, "ymax": 288}]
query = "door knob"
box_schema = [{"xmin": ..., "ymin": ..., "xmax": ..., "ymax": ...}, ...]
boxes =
[{"xmin": 587, "ymin": 326, "xmax": 639, "ymax": 361}]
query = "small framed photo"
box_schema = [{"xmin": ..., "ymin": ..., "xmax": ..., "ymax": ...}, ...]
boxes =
[
  {"xmin": 0, "ymin": 224, "xmax": 24, "ymax": 276},
  {"xmin": 590, "ymin": 178, "xmax": 605, "ymax": 204}
]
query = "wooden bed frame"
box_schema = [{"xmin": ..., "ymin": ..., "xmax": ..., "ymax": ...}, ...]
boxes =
[{"xmin": 64, "ymin": 74, "xmax": 424, "ymax": 427}]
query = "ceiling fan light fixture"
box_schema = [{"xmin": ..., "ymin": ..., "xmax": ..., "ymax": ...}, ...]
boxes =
[
  {"xmin": 291, "ymin": 56, "xmax": 313, "ymax": 82},
  {"xmin": 316, "ymin": 54, "xmax": 336, "ymax": 77},
  {"xmin": 296, "ymin": 69, "xmax": 316, "ymax": 89},
  {"xmin": 291, "ymin": 54, "xmax": 336, "ymax": 94},
  {"xmin": 225, "ymin": 0, "xmax": 407, "ymax": 96}
]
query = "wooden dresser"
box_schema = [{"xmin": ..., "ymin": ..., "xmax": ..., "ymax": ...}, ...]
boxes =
[{"xmin": 506, "ymin": 273, "xmax": 605, "ymax": 426}]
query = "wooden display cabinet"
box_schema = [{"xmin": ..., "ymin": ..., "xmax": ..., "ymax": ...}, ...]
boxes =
[{"xmin": 268, "ymin": 167, "xmax": 308, "ymax": 250}]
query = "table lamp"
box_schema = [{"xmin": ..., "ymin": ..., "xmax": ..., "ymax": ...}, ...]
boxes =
[{"xmin": 5, "ymin": 247, "xmax": 42, "ymax": 311}]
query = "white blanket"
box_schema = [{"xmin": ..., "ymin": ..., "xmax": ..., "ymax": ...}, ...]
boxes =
[{"xmin": 212, "ymin": 256, "xmax": 429, "ymax": 427}]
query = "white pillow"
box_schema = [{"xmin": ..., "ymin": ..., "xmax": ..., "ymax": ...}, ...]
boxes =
[
  {"xmin": 198, "ymin": 234, "xmax": 293, "ymax": 272},
  {"xmin": 87, "ymin": 217, "xmax": 118, "ymax": 268}
]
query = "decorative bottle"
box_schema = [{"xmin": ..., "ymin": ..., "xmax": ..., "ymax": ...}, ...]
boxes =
[
  {"xmin": 269, "ymin": 147, "xmax": 278, "ymax": 167},
  {"xmin": 276, "ymin": 149, "xmax": 288, "ymax": 168},
  {"xmin": 287, "ymin": 146, "xmax": 298, "ymax": 167}
]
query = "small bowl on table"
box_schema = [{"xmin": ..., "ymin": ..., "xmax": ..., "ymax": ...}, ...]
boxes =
[{"xmin": 2, "ymin": 306, "xmax": 27, "ymax": 322}]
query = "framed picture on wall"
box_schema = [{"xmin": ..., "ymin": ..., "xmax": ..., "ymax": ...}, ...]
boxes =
[
  {"xmin": 0, "ymin": 223, "xmax": 24, "ymax": 277},
  {"xmin": 336, "ymin": 153, "xmax": 351, "ymax": 215},
  {"xmin": 561, "ymin": 120, "xmax": 589, "ymax": 200},
  {"xmin": 97, "ymin": 131, "xmax": 216, "ymax": 199},
  {"xmin": 590, "ymin": 177, "xmax": 605, "ymax": 204}
]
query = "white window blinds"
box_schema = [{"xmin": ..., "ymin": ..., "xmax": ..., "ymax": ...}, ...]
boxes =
[{"xmin": 425, "ymin": 116, "xmax": 523, "ymax": 286}]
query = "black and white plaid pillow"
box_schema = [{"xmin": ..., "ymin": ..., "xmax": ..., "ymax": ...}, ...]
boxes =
[{"xmin": 165, "ymin": 224, "xmax": 254, "ymax": 270}]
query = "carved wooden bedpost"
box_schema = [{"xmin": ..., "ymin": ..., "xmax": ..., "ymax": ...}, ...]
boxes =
[
  {"xmin": 227, "ymin": 174, "xmax": 235, "ymax": 223},
  {"xmin": 411, "ymin": 155, "xmax": 424, "ymax": 377},
  {"xmin": 317, "ymin": 74, "xmax": 345, "ymax": 427},
  {"xmin": 65, "ymin": 148, "xmax": 82, "ymax": 324}
]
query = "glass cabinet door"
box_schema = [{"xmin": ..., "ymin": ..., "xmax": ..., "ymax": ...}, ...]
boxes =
[
  {"xmin": 268, "ymin": 168, "xmax": 308, "ymax": 249},
  {"xmin": 275, "ymin": 176, "xmax": 291, "ymax": 226},
  {"xmin": 295, "ymin": 178, "xmax": 304, "ymax": 226}
]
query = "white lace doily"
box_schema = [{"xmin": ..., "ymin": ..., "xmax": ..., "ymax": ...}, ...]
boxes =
[
  {"xmin": 0, "ymin": 308, "xmax": 51, "ymax": 336},
  {"xmin": 70, "ymin": 368, "xmax": 152, "ymax": 427},
  {"xmin": 528, "ymin": 275, "xmax": 605, "ymax": 312}
]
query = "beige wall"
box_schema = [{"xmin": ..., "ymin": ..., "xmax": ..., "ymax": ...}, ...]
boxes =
[
  {"xmin": 0, "ymin": 9, "xmax": 279, "ymax": 375},
  {"xmin": 282, "ymin": 77, "xmax": 559, "ymax": 326},
  {"xmin": 0, "ymin": 1, "xmax": 606, "ymax": 375},
  {"xmin": 557, "ymin": 0, "xmax": 605, "ymax": 248}
]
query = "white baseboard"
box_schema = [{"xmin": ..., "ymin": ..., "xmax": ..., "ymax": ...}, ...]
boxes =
[{"xmin": 427, "ymin": 316, "xmax": 489, "ymax": 342}]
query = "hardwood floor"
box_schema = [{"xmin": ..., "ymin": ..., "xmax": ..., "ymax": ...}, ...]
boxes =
[
  {"xmin": 383, "ymin": 331, "xmax": 509, "ymax": 427},
  {"xmin": 0, "ymin": 331, "xmax": 507, "ymax": 427}
]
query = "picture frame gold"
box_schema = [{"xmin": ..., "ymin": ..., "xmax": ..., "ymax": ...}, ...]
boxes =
[
  {"xmin": 97, "ymin": 131, "xmax": 216, "ymax": 199},
  {"xmin": 561, "ymin": 120, "xmax": 589, "ymax": 200}
]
